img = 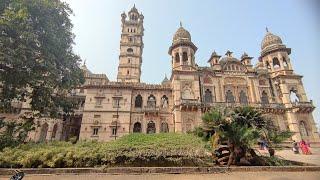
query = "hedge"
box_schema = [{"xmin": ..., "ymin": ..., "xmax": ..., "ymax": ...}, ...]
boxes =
[{"xmin": 0, "ymin": 133, "xmax": 211, "ymax": 168}]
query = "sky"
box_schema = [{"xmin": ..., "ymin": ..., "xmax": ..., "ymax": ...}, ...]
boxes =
[{"xmin": 64, "ymin": 0, "xmax": 320, "ymax": 128}]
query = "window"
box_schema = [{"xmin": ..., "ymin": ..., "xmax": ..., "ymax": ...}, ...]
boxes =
[
  {"xmin": 95, "ymin": 98, "xmax": 102, "ymax": 106},
  {"xmin": 204, "ymin": 89, "xmax": 213, "ymax": 103},
  {"xmin": 175, "ymin": 53, "xmax": 180, "ymax": 63},
  {"xmin": 226, "ymin": 90, "xmax": 235, "ymax": 103},
  {"xmin": 127, "ymin": 70, "xmax": 129, "ymax": 75},
  {"xmin": 160, "ymin": 122, "xmax": 169, "ymax": 133},
  {"xmin": 128, "ymin": 58, "xmax": 131, "ymax": 63},
  {"xmin": 182, "ymin": 52, "xmax": 188, "ymax": 63},
  {"xmin": 147, "ymin": 121, "xmax": 156, "ymax": 134},
  {"xmin": 273, "ymin": 57, "xmax": 280, "ymax": 69},
  {"xmin": 261, "ymin": 91, "xmax": 269, "ymax": 104},
  {"xmin": 266, "ymin": 61, "xmax": 271, "ymax": 69},
  {"xmin": 133, "ymin": 122, "xmax": 142, "ymax": 133},
  {"xmin": 239, "ymin": 90, "xmax": 248, "ymax": 104},
  {"xmin": 113, "ymin": 98, "xmax": 120, "ymax": 108},
  {"xmin": 94, "ymin": 114, "xmax": 101, "ymax": 118},
  {"xmin": 112, "ymin": 127, "xmax": 117, "ymax": 136},
  {"xmin": 147, "ymin": 94, "xmax": 156, "ymax": 108},
  {"xmin": 135, "ymin": 94, "xmax": 143, "ymax": 108},
  {"xmin": 290, "ymin": 89, "xmax": 299, "ymax": 103},
  {"xmin": 93, "ymin": 128, "xmax": 99, "ymax": 136},
  {"xmin": 128, "ymin": 37, "xmax": 133, "ymax": 42},
  {"xmin": 299, "ymin": 121, "xmax": 309, "ymax": 137},
  {"xmin": 161, "ymin": 95, "xmax": 169, "ymax": 108},
  {"xmin": 127, "ymin": 48, "xmax": 133, "ymax": 53}
]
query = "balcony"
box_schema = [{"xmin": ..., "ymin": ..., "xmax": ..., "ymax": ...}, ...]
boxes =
[{"xmin": 291, "ymin": 101, "xmax": 315, "ymax": 113}]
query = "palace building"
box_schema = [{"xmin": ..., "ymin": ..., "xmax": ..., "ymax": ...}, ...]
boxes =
[{"xmin": 6, "ymin": 5, "xmax": 319, "ymax": 143}]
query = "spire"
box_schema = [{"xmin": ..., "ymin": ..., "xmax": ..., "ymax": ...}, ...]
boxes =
[
  {"xmin": 180, "ymin": 21, "xmax": 182, "ymax": 27},
  {"xmin": 225, "ymin": 50, "xmax": 233, "ymax": 57},
  {"xmin": 266, "ymin": 27, "xmax": 269, "ymax": 33}
]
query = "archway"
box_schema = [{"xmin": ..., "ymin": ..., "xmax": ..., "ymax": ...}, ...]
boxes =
[
  {"xmin": 147, "ymin": 121, "xmax": 156, "ymax": 134},
  {"xmin": 239, "ymin": 90, "xmax": 248, "ymax": 104},
  {"xmin": 39, "ymin": 123, "xmax": 48, "ymax": 142},
  {"xmin": 204, "ymin": 89, "xmax": 213, "ymax": 103},
  {"xmin": 160, "ymin": 122, "xmax": 169, "ymax": 133},
  {"xmin": 133, "ymin": 122, "xmax": 142, "ymax": 133},
  {"xmin": 261, "ymin": 91, "xmax": 269, "ymax": 104},
  {"xmin": 226, "ymin": 90, "xmax": 235, "ymax": 103},
  {"xmin": 51, "ymin": 123, "xmax": 58, "ymax": 140}
]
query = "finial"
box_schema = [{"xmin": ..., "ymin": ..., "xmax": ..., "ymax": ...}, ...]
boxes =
[
  {"xmin": 84, "ymin": 59, "xmax": 86, "ymax": 65},
  {"xmin": 134, "ymin": 4, "xmax": 136, "ymax": 8},
  {"xmin": 180, "ymin": 21, "xmax": 182, "ymax": 27},
  {"xmin": 266, "ymin": 27, "xmax": 269, "ymax": 32}
]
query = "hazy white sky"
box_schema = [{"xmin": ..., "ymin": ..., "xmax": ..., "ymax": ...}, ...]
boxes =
[{"xmin": 64, "ymin": 0, "xmax": 320, "ymax": 127}]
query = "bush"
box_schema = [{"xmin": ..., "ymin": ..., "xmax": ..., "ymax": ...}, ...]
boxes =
[{"xmin": 0, "ymin": 133, "xmax": 211, "ymax": 168}]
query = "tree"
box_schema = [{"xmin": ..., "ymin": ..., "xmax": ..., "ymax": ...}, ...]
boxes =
[
  {"xmin": 0, "ymin": 0, "xmax": 84, "ymax": 117},
  {"xmin": 0, "ymin": 0, "xmax": 84, "ymax": 150},
  {"xmin": 196, "ymin": 106, "xmax": 293, "ymax": 166}
]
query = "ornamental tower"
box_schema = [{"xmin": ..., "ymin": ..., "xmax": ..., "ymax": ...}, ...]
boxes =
[{"xmin": 117, "ymin": 5, "xmax": 144, "ymax": 83}]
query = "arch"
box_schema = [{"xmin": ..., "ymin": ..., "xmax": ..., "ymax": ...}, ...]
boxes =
[
  {"xmin": 135, "ymin": 94, "xmax": 142, "ymax": 108},
  {"xmin": 127, "ymin": 48, "xmax": 133, "ymax": 53},
  {"xmin": 147, "ymin": 121, "xmax": 156, "ymax": 134},
  {"xmin": 273, "ymin": 57, "xmax": 280, "ymax": 69},
  {"xmin": 175, "ymin": 53, "xmax": 180, "ymax": 63},
  {"xmin": 282, "ymin": 57, "xmax": 288, "ymax": 67},
  {"xmin": 51, "ymin": 123, "xmax": 58, "ymax": 140},
  {"xmin": 226, "ymin": 90, "xmax": 235, "ymax": 103},
  {"xmin": 290, "ymin": 89, "xmax": 300, "ymax": 103},
  {"xmin": 261, "ymin": 91, "xmax": 269, "ymax": 104},
  {"xmin": 39, "ymin": 123, "xmax": 49, "ymax": 142},
  {"xmin": 299, "ymin": 121, "xmax": 309, "ymax": 137},
  {"xmin": 160, "ymin": 122, "xmax": 169, "ymax": 133},
  {"xmin": 133, "ymin": 122, "xmax": 142, "ymax": 133},
  {"xmin": 161, "ymin": 95, "xmax": 169, "ymax": 108},
  {"xmin": 204, "ymin": 89, "xmax": 213, "ymax": 103},
  {"xmin": 239, "ymin": 90, "xmax": 248, "ymax": 104},
  {"xmin": 182, "ymin": 52, "xmax": 188, "ymax": 62},
  {"xmin": 147, "ymin": 94, "xmax": 156, "ymax": 108}
]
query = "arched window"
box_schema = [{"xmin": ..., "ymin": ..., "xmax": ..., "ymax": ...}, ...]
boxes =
[
  {"xmin": 147, "ymin": 121, "xmax": 156, "ymax": 134},
  {"xmin": 51, "ymin": 123, "xmax": 58, "ymax": 140},
  {"xmin": 182, "ymin": 52, "xmax": 188, "ymax": 64},
  {"xmin": 160, "ymin": 122, "xmax": 169, "ymax": 133},
  {"xmin": 273, "ymin": 58, "xmax": 280, "ymax": 69},
  {"xmin": 128, "ymin": 58, "xmax": 131, "ymax": 63},
  {"xmin": 226, "ymin": 90, "xmax": 235, "ymax": 103},
  {"xmin": 147, "ymin": 94, "xmax": 156, "ymax": 108},
  {"xmin": 261, "ymin": 91, "xmax": 269, "ymax": 104},
  {"xmin": 283, "ymin": 57, "xmax": 288, "ymax": 67},
  {"xmin": 239, "ymin": 90, "xmax": 248, "ymax": 104},
  {"xmin": 127, "ymin": 48, "xmax": 133, "ymax": 53},
  {"xmin": 290, "ymin": 89, "xmax": 299, "ymax": 103},
  {"xmin": 231, "ymin": 65, "xmax": 235, "ymax": 71},
  {"xmin": 135, "ymin": 94, "xmax": 142, "ymax": 108},
  {"xmin": 175, "ymin": 53, "xmax": 180, "ymax": 63},
  {"xmin": 161, "ymin": 95, "xmax": 169, "ymax": 108},
  {"xmin": 133, "ymin": 122, "xmax": 142, "ymax": 133},
  {"xmin": 39, "ymin": 123, "xmax": 48, "ymax": 142},
  {"xmin": 299, "ymin": 121, "xmax": 309, "ymax": 137},
  {"xmin": 204, "ymin": 89, "xmax": 213, "ymax": 103}
]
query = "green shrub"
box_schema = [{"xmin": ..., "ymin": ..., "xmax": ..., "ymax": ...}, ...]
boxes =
[{"xmin": 0, "ymin": 133, "xmax": 211, "ymax": 168}]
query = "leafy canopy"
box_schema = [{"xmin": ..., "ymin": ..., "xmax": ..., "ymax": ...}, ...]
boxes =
[{"xmin": 0, "ymin": 0, "xmax": 84, "ymax": 117}]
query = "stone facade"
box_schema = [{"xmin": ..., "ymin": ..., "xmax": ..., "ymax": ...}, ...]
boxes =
[{"xmin": 3, "ymin": 6, "xmax": 319, "ymax": 143}]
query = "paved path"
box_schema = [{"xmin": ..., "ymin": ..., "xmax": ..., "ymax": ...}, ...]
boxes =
[
  {"xmin": 274, "ymin": 148, "xmax": 320, "ymax": 165},
  {"xmin": 1, "ymin": 172, "xmax": 320, "ymax": 180}
]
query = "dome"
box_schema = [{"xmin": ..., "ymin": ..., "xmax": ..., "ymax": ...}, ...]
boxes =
[
  {"xmin": 173, "ymin": 26, "xmax": 191, "ymax": 43},
  {"xmin": 261, "ymin": 31, "xmax": 283, "ymax": 50}
]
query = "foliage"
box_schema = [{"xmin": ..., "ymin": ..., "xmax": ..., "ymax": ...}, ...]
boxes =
[
  {"xmin": 0, "ymin": 116, "xmax": 35, "ymax": 151},
  {"xmin": 0, "ymin": 0, "xmax": 84, "ymax": 116},
  {"xmin": 0, "ymin": 133, "xmax": 211, "ymax": 168}
]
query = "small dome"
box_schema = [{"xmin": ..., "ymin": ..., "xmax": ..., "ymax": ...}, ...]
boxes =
[
  {"xmin": 261, "ymin": 31, "xmax": 283, "ymax": 50},
  {"xmin": 173, "ymin": 26, "xmax": 191, "ymax": 43},
  {"xmin": 129, "ymin": 4, "xmax": 138, "ymax": 14}
]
